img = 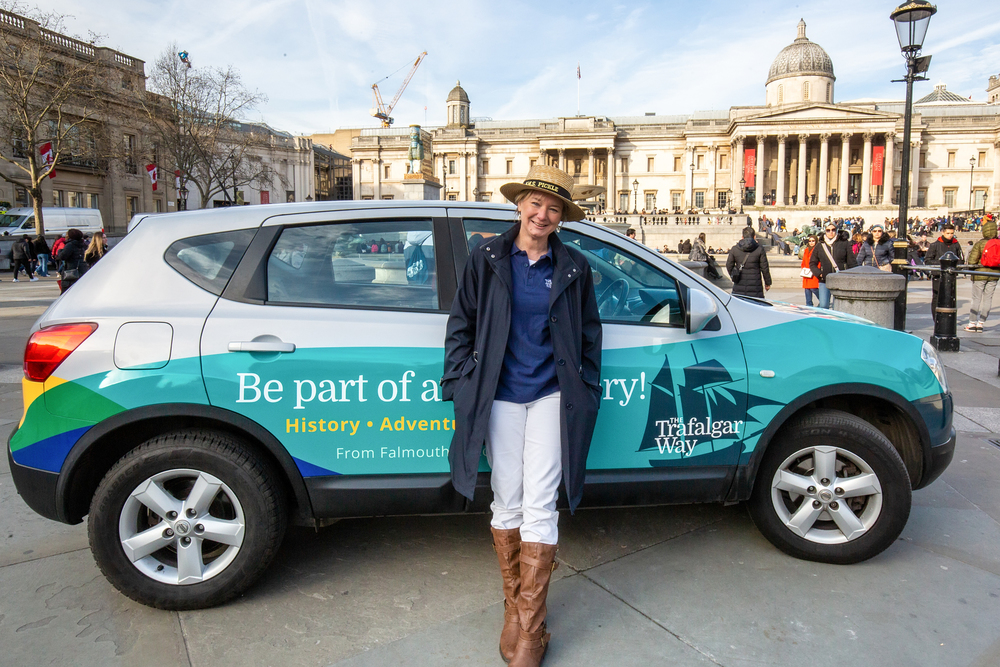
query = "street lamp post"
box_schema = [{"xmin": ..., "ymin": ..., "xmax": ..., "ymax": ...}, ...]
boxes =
[
  {"xmin": 739, "ymin": 177, "xmax": 746, "ymax": 215},
  {"xmin": 969, "ymin": 156, "xmax": 976, "ymax": 212},
  {"xmin": 890, "ymin": 0, "xmax": 937, "ymax": 331},
  {"xmin": 632, "ymin": 179, "xmax": 638, "ymax": 214},
  {"xmin": 178, "ymin": 187, "xmax": 188, "ymax": 211}
]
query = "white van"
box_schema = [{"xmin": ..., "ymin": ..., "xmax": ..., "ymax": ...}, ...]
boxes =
[{"xmin": 1, "ymin": 207, "xmax": 104, "ymax": 270}]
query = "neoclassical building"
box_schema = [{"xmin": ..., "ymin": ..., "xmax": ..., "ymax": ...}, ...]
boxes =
[{"xmin": 348, "ymin": 20, "xmax": 1000, "ymax": 223}]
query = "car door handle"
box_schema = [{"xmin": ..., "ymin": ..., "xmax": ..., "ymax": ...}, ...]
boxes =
[{"xmin": 228, "ymin": 341, "xmax": 296, "ymax": 353}]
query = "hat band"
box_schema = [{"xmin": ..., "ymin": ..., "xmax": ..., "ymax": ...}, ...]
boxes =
[{"xmin": 523, "ymin": 179, "xmax": 571, "ymax": 201}]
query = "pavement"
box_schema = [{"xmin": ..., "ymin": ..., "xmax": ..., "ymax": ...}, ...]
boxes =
[{"xmin": 2, "ymin": 273, "xmax": 1000, "ymax": 667}]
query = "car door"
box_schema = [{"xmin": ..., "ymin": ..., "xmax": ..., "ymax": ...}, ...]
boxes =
[
  {"xmin": 200, "ymin": 207, "xmax": 458, "ymax": 488},
  {"xmin": 455, "ymin": 215, "xmax": 750, "ymax": 504}
]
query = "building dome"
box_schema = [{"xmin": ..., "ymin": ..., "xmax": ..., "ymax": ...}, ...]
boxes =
[
  {"xmin": 447, "ymin": 81, "xmax": 469, "ymax": 103},
  {"xmin": 766, "ymin": 20, "xmax": 835, "ymax": 85}
]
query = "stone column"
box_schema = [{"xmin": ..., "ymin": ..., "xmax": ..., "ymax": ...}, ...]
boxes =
[
  {"xmin": 374, "ymin": 158, "xmax": 382, "ymax": 200},
  {"xmin": 775, "ymin": 134, "xmax": 788, "ymax": 206},
  {"xmin": 734, "ymin": 136, "xmax": 745, "ymax": 202},
  {"xmin": 910, "ymin": 140, "xmax": 921, "ymax": 207},
  {"xmin": 818, "ymin": 133, "xmax": 831, "ymax": 205},
  {"xmin": 861, "ymin": 132, "xmax": 873, "ymax": 205},
  {"xmin": 993, "ymin": 140, "xmax": 1000, "ymax": 210},
  {"xmin": 754, "ymin": 136, "xmax": 765, "ymax": 207},
  {"xmin": 839, "ymin": 133, "xmax": 852, "ymax": 205},
  {"xmin": 351, "ymin": 158, "xmax": 361, "ymax": 199},
  {"xmin": 558, "ymin": 149, "xmax": 565, "ymax": 172},
  {"xmin": 707, "ymin": 145, "xmax": 717, "ymax": 210},
  {"xmin": 459, "ymin": 151, "xmax": 467, "ymax": 201},
  {"xmin": 797, "ymin": 134, "xmax": 808, "ymax": 206},
  {"xmin": 607, "ymin": 147, "xmax": 616, "ymax": 211},
  {"xmin": 883, "ymin": 133, "xmax": 895, "ymax": 204},
  {"xmin": 682, "ymin": 144, "xmax": 692, "ymax": 208},
  {"xmin": 588, "ymin": 148, "xmax": 595, "ymax": 185}
]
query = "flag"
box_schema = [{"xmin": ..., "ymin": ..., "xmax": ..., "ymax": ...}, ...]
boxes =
[
  {"xmin": 577, "ymin": 64, "xmax": 581, "ymax": 80},
  {"xmin": 146, "ymin": 164, "xmax": 158, "ymax": 191},
  {"xmin": 39, "ymin": 141, "xmax": 55, "ymax": 179}
]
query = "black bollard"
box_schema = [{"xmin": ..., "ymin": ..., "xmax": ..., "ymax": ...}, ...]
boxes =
[{"xmin": 930, "ymin": 251, "xmax": 960, "ymax": 352}]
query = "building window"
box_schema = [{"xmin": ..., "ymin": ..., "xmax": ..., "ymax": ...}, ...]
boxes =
[
  {"xmin": 673, "ymin": 156, "xmax": 681, "ymax": 172},
  {"xmin": 574, "ymin": 159, "xmax": 581, "ymax": 175},
  {"xmin": 506, "ymin": 159, "xmax": 512, "ymax": 175},
  {"xmin": 718, "ymin": 153, "xmax": 728, "ymax": 170},
  {"xmin": 447, "ymin": 193, "xmax": 457, "ymax": 201},
  {"xmin": 529, "ymin": 159, "xmax": 536, "ymax": 169},
  {"xmin": 479, "ymin": 192, "xmax": 491, "ymax": 202},
  {"xmin": 717, "ymin": 191, "xmax": 728, "ymax": 208},
  {"xmin": 286, "ymin": 191, "xmax": 295, "ymax": 202},
  {"xmin": 943, "ymin": 188, "xmax": 956, "ymax": 208},
  {"xmin": 123, "ymin": 134, "xmax": 137, "ymax": 174},
  {"xmin": 826, "ymin": 82, "xmax": 832, "ymax": 102},
  {"xmin": 803, "ymin": 81, "xmax": 810, "ymax": 101},
  {"xmin": 619, "ymin": 192, "xmax": 629, "ymax": 211},
  {"xmin": 645, "ymin": 192, "xmax": 655, "ymax": 211},
  {"xmin": 448, "ymin": 160, "xmax": 456, "ymax": 175},
  {"xmin": 647, "ymin": 157, "xmax": 654, "ymax": 172},
  {"xmin": 947, "ymin": 151, "xmax": 955, "ymax": 168},
  {"xmin": 851, "ymin": 149, "xmax": 860, "ymax": 166},
  {"xmin": 777, "ymin": 84, "xmax": 783, "ymax": 105},
  {"xmin": 621, "ymin": 157, "xmax": 628, "ymax": 173},
  {"xmin": 126, "ymin": 195, "xmax": 139, "ymax": 219},
  {"xmin": 384, "ymin": 164, "xmax": 391, "ymax": 179},
  {"xmin": 154, "ymin": 199, "xmax": 163, "ymax": 212},
  {"xmin": 920, "ymin": 152, "xmax": 927, "ymax": 168},
  {"xmin": 695, "ymin": 191, "xmax": 705, "ymax": 208},
  {"xmin": 381, "ymin": 195, "xmax": 394, "ymax": 200},
  {"xmin": 917, "ymin": 188, "xmax": 926, "ymax": 207},
  {"xmin": 973, "ymin": 190, "xmax": 986, "ymax": 209},
  {"xmin": 52, "ymin": 189, "xmax": 63, "ymax": 207},
  {"xmin": 481, "ymin": 159, "xmax": 489, "ymax": 175},
  {"xmin": 15, "ymin": 186, "xmax": 28, "ymax": 207},
  {"xmin": 671, "ymin": 192, "xmax": 682, "ymax": 210},
  {"xmin": 979, "ymin": 151, "xmax": 987, "ymax": 168},
  {"xmin": 696, "ymin": 154, "xmax": 704, "ymax": 169},
  {"xmin": 361, "ymin": 195, "xmax": 374, "ymax": 200}
]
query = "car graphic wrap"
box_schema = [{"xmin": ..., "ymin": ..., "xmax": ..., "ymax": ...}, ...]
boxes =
[{"xmin": 10, "ymin": 319, "xmax": 945, "ymax": 479}]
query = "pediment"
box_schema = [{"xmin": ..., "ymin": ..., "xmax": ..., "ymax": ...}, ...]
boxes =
[{"xmin": 742, "ymin": 103, "xmax": 900, "ymax": 123}]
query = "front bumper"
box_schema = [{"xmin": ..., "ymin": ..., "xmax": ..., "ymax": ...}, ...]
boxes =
[
  {"xmin": 918, "ymin": 426, "xmax": 956, "ymax": 490},
  {"xmin": 7, "ymin": 423, "xmax": 66, "ymax": 523}
]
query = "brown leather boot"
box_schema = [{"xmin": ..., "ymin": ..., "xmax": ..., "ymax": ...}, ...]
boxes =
[
  {"xmin": 509, "ymin": 542, "xmax": 558, "ymax": 667},
  {"xmin": 491, "ymin": 527, "xmax": 522, "ymax": 663}
]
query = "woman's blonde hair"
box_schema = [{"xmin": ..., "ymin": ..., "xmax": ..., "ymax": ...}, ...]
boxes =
[{"xmin": 86, "ymin": 232, "xmax": 106, "ymax": 259}]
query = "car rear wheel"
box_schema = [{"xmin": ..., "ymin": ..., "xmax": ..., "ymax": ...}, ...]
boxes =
[
  {"xmin": 89, "ymin": 430, "xmax": 286, "ymax": 609},
  {"xmin": 748, "ymin": 409, "xmax": 911, "ymax": 564}
]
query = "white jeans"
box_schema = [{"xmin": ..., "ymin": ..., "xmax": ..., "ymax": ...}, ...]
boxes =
[{"xmin": 486, "ymin": 392, "xmax": 562, "ymax": 545}]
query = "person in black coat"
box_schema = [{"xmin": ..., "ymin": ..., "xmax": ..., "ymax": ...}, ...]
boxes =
[
  {"xmin": 809, "ymin": 224, "xmax": 858, "ymax": 308},
  {"xmin": 56, "ymin": 228, "xmax": 87, "ymax": 293},
  {"xmin": 924, "ymin": 223, "xmax": 965, "ymax": 318},
  {"xmin": 726, "ymin": 227, "xmax": 771, "ymax": 298},
  {"xmin": 32, "ymin": 234, "xmax": 51, "ymax": 277},
  {"xmin": 10, "ymin": 234, "xmax": 37, "ymax": 281},
  {"xmin": 442, "ymin": 165, "xmax": 602, "ymax": 666}
]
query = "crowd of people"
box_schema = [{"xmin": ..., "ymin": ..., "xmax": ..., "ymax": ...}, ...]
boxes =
[{"xmin": 4, "ymin": 228, "xmax": 108, "ymax": 293}]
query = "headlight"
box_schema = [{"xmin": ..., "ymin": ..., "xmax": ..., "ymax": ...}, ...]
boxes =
[{"xmin": 921, "ymin": 341, "xmax": 950, "ymax": 394}]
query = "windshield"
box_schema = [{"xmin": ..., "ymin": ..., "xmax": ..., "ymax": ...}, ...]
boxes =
[{"xmin": 0, "ymin": 214, "xmax": 29, "ymax": 228}]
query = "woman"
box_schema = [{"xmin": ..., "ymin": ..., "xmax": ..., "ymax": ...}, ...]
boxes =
[
  {"xmin": 443, "ymin": 165, "xmax": 602, "ymax": 666},
  {"xmin": 689, "ymin": 232, "xmax": 721, "ymax": 280},
  {"xmin": 801, "ymin": 234, "xmax": 820, "ymax": 306},
  {"xmin": 855, "ymin": 225, "xmax": 893, "ymax": 270},
  {"xmin": 726, "ymin": 227, "xmax": 771, "ymax": 298},
  {"xmin": 84, "ymin": 231, "xmax": 108, "ymax": 266},
  {"xmin": 56, "ymin": 228, "xmax": 87, "ymax": 293}
]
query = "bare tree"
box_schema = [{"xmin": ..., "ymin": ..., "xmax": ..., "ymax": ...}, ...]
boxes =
[
  {"xmin": 0, "ymin": 4, "xmax": 108, "ymax": 234},
  {"xmin": 143, "ymin": 45, "xmax": 283, "ymax": 209}
]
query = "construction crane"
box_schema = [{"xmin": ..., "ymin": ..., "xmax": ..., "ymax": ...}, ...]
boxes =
[{"xmin": 371, "ymin": 51, "xmax": 427, "ymax": 128}]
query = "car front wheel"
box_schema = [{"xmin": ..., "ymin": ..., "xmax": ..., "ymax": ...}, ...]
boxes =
[
  {"xmin": 748, "ymin": 409, "xmax": 911, "ymax": 564},
  {"xmin": 88, "ymin": 430, "xmax": 286, "ymax": 609}
]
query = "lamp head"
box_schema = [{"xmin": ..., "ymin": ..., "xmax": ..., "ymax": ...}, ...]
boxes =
[{"xmin": 890, "ymin": 0, "xmax": 937, "ymax": 55}]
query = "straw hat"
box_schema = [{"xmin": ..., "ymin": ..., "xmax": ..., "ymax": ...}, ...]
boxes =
[{"xmin": 500, "ymin": 165, "xmax": 588, "ymax": 221}]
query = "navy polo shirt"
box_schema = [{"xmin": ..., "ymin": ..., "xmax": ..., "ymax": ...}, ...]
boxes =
[{"xmin": 495, "ymin": 243, "xmax": 560, "ymax": 404}]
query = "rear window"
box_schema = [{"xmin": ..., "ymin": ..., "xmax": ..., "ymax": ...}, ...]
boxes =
[{"xmin": 164, "ymin": 229, "xmax": 256, "ymax": 295}]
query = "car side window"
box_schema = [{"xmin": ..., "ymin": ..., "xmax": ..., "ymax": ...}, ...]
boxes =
[
  {"xmin": 464, "ymin": 218, "xmax": 515, "ymax": 252},
  {"xmin": 164, "ymin": 228, "xmax": 256, "ymax": 295},
  {"xmin": 559, "ymin": 230, "xmax": 684, "ymax": 327},
  {"xmin": 266, "ymin": 220, "xmax": 439, "ymax": 310}
]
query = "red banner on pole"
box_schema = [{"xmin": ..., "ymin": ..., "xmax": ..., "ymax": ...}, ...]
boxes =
[
  {"xmin": 744, "ymin": 148, "xmax": 756, "ymax": 184},
  {"xmin": 871, "ymin": 145, "xmax": 885, "ymax": 186},
  {"xmin": 39, "ymin": 142, "xmax": 56, "ymax": 179}
]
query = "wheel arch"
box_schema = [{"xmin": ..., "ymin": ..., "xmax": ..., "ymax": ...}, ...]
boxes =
[
  {"xmin": 56, "ymin": 403, "xmax": 314, "ymax": 526},
  {"xmin": 726, "ymin": 383, "xmax": 932, "ymax": 502}
]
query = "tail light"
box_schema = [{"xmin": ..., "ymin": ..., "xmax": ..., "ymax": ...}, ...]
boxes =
[{"xmin": 24, "ymin": 323, "xmax": 98, "ymax": 382}]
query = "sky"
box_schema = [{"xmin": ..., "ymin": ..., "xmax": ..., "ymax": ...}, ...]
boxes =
[{"xmin": 29, "ymin": 0, "xmax": 1000, "ymax": 135}]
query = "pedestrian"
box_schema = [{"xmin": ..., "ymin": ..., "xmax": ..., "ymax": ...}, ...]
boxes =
[
  {"xmin": 56, "ymin": 228, "xmax": 87, "ymax": 293},
  {"xmin": 626, "ymin": 228, "xmax": 636, "ymax": 240},
  {"xmin": 690, "ymin": 232, "xmax": 721, "ymax": 280},
  {"xmin": 442, "ymin": 165, "xmax": 602, "ymax": 667},
  {"xmin": 965, "ymin": 218, "xmax": 999, "ymax": 332},
  {"xmin": 84, "ymin": 231, "xmax": 109, "ymax": 266},
  {"xmin": 855, "ymin": 224, "xmax": 893, "ymax": 270},
  {"xmin": 809, "ymin": 223, "xmax": 858, "ymax": 309},
  {"xmin": 925, "ymin": 223, "xmax": 964, "ymax": 319},
  {"xmin": 32, "ymin": 234, "xmax": 51, "ymax": 277},
  {"xmin": 10, "ymin": 234, "xmax": 37, "ymax": 282},
  {"xmin": 727, "ymin": 227, "xmax": 771, "ymax": 298},
  {"xmin": 800, "ymin": 234, "xmax": 820, "ymax": 306}
]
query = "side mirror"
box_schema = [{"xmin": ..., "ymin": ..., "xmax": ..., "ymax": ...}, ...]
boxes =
[{"xmin": 685, "ymin": 288, "xmax": 718, "ymax": 334}]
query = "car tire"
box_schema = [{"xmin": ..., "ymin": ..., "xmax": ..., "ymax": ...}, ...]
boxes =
[
  {"xmin": 747, "ymin": 409, "xmax": 911, "ymax": 564},
  {"xmin": 88, "ymin": 430, "xmax": 286, "ymax": 610}
]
